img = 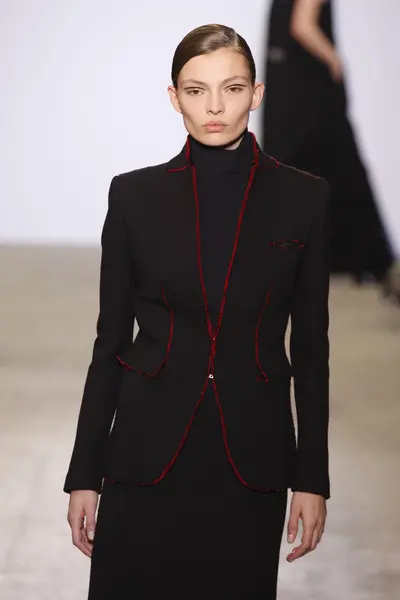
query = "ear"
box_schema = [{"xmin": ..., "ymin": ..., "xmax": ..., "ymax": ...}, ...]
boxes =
[
  {"xmin": 250, "ymin": 82, "xmax": 265, "ymax": 112},
  {"xmin": 167, "ymin": 85, "xmax": 183, "ymax": 114}
]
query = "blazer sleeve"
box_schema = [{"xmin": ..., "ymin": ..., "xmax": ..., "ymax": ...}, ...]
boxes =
[
  {"xmin": 63, "ymin": 175, "xmax": 135, "ymax": 494},
  {"xmin": 290, "ymin": 178, "xmax": 331, "ymax": 499}
]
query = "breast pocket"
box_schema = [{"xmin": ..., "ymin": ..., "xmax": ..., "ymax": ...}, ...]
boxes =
[
  {"xmin": 268, "ymin": 239, "xmax": 305, "ymax": 249},
  {"xmin": 266, "ymin": 239, "xmax": 306, "ymax": 292},
  {"xmin": 267, "ymin": 239, "xmax": 306, "ymax": 268}
]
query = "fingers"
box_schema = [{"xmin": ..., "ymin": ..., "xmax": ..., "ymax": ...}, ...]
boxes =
[
  {"xmin": 287, "ymin": 525, "xmax": 313, "ymax": 562},
  {"xmin": 311, "ymin": 526, "xmax": 320, "ymax": 551},
  {"xmin": 316, "ymin": 519, "xmax": 325, "ymax": 544},
  {"xmin": 286, "ymin": 517, "xmax": 325, "ymax": 563},
  {"xmin": 68, "ymin": 511, "xmax": 93, "ymax": 558},
  {"xmin": 67, "ymin": 494, "xmax": 98, "ymax": 558},
  {"xmin": 287, "ymin": 509, "xmax": 299, "ymax": 544},
  {"xmin": 85, "ymin": 509, "xmax": 97, "ymax": 544}
]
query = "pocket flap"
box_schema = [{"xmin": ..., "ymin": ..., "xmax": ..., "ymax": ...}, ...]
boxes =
[
  {"xmin": 258, "ymin": 358, "xmax": 293, "ymax": 381},
  {"xmin": 117, "ymin": 334, "xmax": 168, "ymax": 376},
  {"xmin": 268, "ymin": 240, "xmax": 305, "ymax": 249}
]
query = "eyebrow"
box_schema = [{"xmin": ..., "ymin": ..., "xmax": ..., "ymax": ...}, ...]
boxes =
[{"xmin": 180, "ymin": 76, "xmax": 249, "ymax": 86}]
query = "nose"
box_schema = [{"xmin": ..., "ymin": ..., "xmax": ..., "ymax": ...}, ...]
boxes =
[{"xmin": 206, "ymin": 91, "xmax": 224, "ymax": 115}]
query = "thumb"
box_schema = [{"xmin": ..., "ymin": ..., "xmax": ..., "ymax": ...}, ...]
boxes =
[{"xmin": 287, "ymin": 508, "xmax": 299, "ymax": 544}]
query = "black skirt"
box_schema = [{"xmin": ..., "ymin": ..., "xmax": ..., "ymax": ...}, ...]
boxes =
[{"xmin": 88, "ymin": 383, "xmax": 288, "ymax": 599}]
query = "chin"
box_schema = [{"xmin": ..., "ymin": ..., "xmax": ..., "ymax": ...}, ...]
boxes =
[
  {"xmin": 203, "ymin": 133, "xmax": 227, "ymax": 145},
  {"xmin": 200, "ymin": 130, "xmax": 235, "ymax": 147}
]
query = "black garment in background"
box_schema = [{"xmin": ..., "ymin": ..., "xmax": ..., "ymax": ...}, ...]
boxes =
[
  {"xmin": 262, "ymin": 0, "xmax": 394, "ymax": 280},
  {"xmin": 88, "ymin": 132, "xmax": 288, "ymax": 599}
]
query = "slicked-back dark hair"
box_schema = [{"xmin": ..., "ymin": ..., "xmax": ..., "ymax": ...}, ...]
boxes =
[{"xmin": 171, "ymin": 24, "xmax": 256, "ymax": 87}]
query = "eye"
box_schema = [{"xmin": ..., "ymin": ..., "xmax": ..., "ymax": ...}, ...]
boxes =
[
  {"xmin": 227, "ymin": 85, "xmax": 245, "ymax": 93},
  {"xmin": 184, "ymin": 88, "xmax": 204, "ymax": 96}
]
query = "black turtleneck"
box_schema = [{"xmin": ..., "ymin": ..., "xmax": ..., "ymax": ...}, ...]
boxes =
[{"xmin": 190, "ymin": 131, "xmax": 253, "ymax": 327}]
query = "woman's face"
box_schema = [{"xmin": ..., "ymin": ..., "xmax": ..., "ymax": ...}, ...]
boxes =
[{"xmin": 168, "ymin": 48, "xmax": 264, "ymax": 147}]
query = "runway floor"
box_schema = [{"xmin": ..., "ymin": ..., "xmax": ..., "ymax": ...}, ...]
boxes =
[{"xmin": 0, "ymin": 246, "xmax": 399, "ymax": 599}]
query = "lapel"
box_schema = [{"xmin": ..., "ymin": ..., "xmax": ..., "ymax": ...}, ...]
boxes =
[
  {"xmin": 164, "ymin": 133, "xmax": 281, "ymax": 340},
  {"xmin": 161, "ymin": 140, "xmax": 203, "ymax": 316}
]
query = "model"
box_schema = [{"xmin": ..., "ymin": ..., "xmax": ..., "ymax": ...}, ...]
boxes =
[
  {"xmin": 65, "ymin": 23, "xmax": 330, "ymax": 599},
  {"xmin": 262, "ymin": 0, "xmax": 400, "ymax": 303}
]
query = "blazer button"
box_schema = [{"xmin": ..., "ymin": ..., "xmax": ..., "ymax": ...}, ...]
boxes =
[{"xmin": 208, "ymin": 373, "xmax": 214, "ymax": 379}]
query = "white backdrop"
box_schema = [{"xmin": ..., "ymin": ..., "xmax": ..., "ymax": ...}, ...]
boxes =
[{"xmin": 1, "ymin": 0, "xmax": 399, "ymax": 253}]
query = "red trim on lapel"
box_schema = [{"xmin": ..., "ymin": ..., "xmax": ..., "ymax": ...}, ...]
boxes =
[
  {"xmin": 191, "ymin": 155, "xmax": 258, "ymax": 378},
  {"xmin": 107, "ymin": 131, "xmax": 286, "ymax": 492},
  {"xmin": 166, "ymin": 138, "xmax": 191, "ymax": 172},
  {"xmin": 188, "ymin": 131, "xmax": 283, "ymax": 491}
]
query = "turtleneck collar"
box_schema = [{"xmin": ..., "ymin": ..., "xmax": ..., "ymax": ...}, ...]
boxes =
[{"xmin": 189, "ymin": 129, "xmax": 253, "ymax": 178}]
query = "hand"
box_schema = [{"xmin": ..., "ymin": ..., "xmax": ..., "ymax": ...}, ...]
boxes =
[
  {"xmin": 328, "ymin": 53, "xmax": 343, "ymax": 82},
  {"xmin": 286, "ymin": 491, "xmax": 327, "ymax": 562},
  {"xmin": 67, "ymin": 490, "xmax": 99, "ymax": 557}
]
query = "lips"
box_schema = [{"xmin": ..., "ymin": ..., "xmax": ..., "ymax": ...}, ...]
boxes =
[{"xmin": 204, "ymin": 122, "xmax": 227, "ymax": 131}]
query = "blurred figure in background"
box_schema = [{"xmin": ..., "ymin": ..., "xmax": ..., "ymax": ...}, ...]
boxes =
[{"xmin": 262, "ymin": 0, "xmax": 400, "ymax": 304}]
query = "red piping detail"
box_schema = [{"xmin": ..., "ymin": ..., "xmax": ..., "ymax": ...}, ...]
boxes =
[
  {"xmin": 106, "ymin": 376, "xmax": 286, "ymax": 491},
  {"xmin": 211, "ymin": 376, "xmax": 285, "ymax": 492},
  {"xmin": 106, "ymin": 376, "xmax": 210, "ymax": 487},
  {"xmin": 107, "ymin": 133, "xmax": 286, "ymax": 493},
  {"xmin": 268, "ymin": 239, "xmax": 305, "ymax": 248},
  {"xmin": 249, "ymin": 133, "xmax": 279, "ymax": 170},
  {"xmin": 185, "ymin": 137, "xmax": 191, "ymax": 162},
  {"xmin": 251, "ymin": 132, "xmax": 259, "ymax": 166},
  {"xmin": 269, "ymin": 156, "xmax": 280, "ymax": 169},
  {"xmin": 167, "ymin": 139, "xmax": 191, "ymax": 172},
  {"xmin": 167, "ymin": 165, "xmax": 189, "ymax": 173},
  {"xmin": 191, "ymin": 166, "xmax": 214, "ymax": 340},
  {"xmin": 255, "ymin": 289, "xmax": 272, "ymax": 383},
  {"xmin": 138, "ymin": 376, "xmax": 209, "ymax": 486},
  {"xmin": 190, "ymin": 145, "xmax": 285, "ymax": 491},
  {"xmin": 116, "ymin": 286, "xmax": 174, "ymax": 378},
  {"xmin": 215, "ymin": 165, "xmax": 257, "ymax": 338},
  {"xmin": 191, "ymin": 161, "xmax": 258, "ymax": 348}
]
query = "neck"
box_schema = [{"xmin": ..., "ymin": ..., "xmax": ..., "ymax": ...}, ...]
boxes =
[{"xmin": 189, "ymin": 129, "xmax": 253, "ymax": 177}]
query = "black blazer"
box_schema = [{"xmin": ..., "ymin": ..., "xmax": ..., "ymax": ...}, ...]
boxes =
[{"xmin": 64, "ymin": 133, "xmax": 331, "ymax": 499}]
